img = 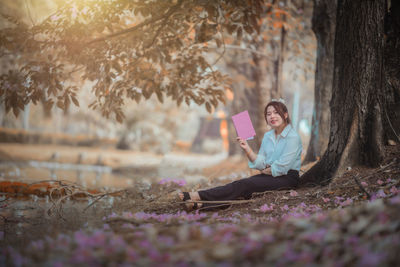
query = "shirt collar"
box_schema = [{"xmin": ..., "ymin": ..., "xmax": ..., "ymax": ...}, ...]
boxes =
[{"xmin": 277, "ymin": 124, "xmax": 292, "ymax": 138}]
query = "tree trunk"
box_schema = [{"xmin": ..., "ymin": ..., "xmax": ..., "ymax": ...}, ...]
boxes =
[
  {"xmin": 271, "ymin": 5, "xmax": 287, "ymax": 100},
  {"xmin": 226, "ymin": 45, "xmax": 270, "ymax": 156},
  {"xmin": 383, "ymin": 0, "xmax": 400, "ymax": 143},
  {"xmin": 303, "ymin": 0, "xmax": 336, "ymax": 163},
  {"xmin": 227, "ymin": 60, "xmax": 261, "ymax": 155},
  {"xmin": 252, "ymin": 54, "xmax": 270, "ymax": 148},
  {"xmin": 301, "ymin": 0, "xmax": 386, "ymax": 185}
]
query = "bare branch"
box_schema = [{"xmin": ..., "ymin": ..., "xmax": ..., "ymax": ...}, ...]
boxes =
[
  {"xmin": 209, "ymin": 44, "xmax": 271, "ymax": 58},
  {"xmin": 384, "ymin": 105, "xmax": 400, "ymax": 141},
  {"xmin": 145, "ymin": 0, "xmax": 183, "ymax": 50},
  {"xmin": 178, "ymin": 199, "xmax": 255, "ymax": 204},
  {"xmin": 211, "ymin": 29, "xmax": 226, "ymax": 66},
  {"xmin": 87, "ymin": 0, "xmax": 184, "ymax": 46},
  {"xmin": 351, "ymin": 174, "xmax": 371, "ymax": 199}
]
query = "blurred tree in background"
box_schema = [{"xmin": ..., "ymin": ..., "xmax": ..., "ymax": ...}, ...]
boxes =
[
  {"xmin": 303, "ymin": 0, "xmax": 336, "ymax": 163},
  {"xmin": 218, "ymin": 0, "xmax": 315, "ymax": 154}
]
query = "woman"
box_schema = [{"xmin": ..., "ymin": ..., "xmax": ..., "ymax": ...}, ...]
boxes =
[{"xmin": 179, "ymin": 100, "xmax": 302, "ymax": 210}]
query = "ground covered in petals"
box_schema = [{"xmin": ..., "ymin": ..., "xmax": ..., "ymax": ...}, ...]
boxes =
[{"xmin": 1, "ymin": 146, "xmax": 399, "ymax": 266}]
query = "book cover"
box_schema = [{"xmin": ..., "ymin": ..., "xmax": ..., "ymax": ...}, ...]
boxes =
[{"xmin": 231, "ymin": 110, "xmax": 256, "ymax": 140}]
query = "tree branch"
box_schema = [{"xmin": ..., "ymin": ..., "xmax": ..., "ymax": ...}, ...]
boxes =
[
  {"xmin": 209, "ymin": 44, "xmax": 271, "ymax": 58},
  {"xmin": 145, "ymin": 1, "xmax": 182, "ymax": 50},
  {"xmin": 351, "ymin": 173, "xmax": 371, "ymax": 200},
  {"xmin": 211, "ymin": 29, "xmax": 226, "ymax": 66},
  {"xmin": 86, "ymin": 0, "xmax": 184, "ymax": 46}
]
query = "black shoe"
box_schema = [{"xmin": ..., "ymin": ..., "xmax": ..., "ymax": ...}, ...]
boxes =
[{"xmin": 179, "ymin": 192, "xmax": 199, "ymax": 211}]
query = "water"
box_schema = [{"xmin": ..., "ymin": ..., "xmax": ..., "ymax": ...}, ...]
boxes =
[
  {"xmin": 0, "ymin": 161, "xmax": 136, "ymax": 189},
  {"xmin": 0, "ymin": 151, "xmax": 228, "ymax": 189}
]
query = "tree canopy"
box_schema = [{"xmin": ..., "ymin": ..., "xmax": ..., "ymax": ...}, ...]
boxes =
[{"xmin": 0, "ymin": 0, "xmax": 265, "ymax": 122}]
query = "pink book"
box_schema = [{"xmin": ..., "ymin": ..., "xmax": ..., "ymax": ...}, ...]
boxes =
[{"xmin": 231, "ymin": 110, "xmax": 256, "ymax": 140}]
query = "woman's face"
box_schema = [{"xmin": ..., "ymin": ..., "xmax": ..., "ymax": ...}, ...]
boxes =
[{"xmin": 266, "ymin": 105, "xmax": 287, "ymax": 128}]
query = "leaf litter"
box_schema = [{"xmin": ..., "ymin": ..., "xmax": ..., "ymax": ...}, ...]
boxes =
[{"xmin": 0, "ymin": 147, "xmax": 399, "ymax": 266}]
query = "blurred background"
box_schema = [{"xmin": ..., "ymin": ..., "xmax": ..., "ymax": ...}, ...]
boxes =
[{"xmin": 0, "ymin": 0, "xmax": 316, "ymax": 189}]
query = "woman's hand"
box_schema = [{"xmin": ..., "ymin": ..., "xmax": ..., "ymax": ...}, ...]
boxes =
[
  {"xmin": 237, "ymin": 137, "xmax": 257, "ymax": 162},
  {"xmin": 260, "ymin": 167, "xmax": 272, "ymax": 175},
  {"xmin": 236, "ymin": 137, "xmax": 250, "ymax": 152}
]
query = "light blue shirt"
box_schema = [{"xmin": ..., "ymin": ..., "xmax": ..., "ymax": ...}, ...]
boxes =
[{"xmin": 248, "ymin": 124, "xmax": 302, "ymax": 177}]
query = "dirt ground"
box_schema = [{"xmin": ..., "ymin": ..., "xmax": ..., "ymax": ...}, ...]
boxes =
[{"xmin": 0, "ymin": 144, "xmax": 399, "ymax": 266}]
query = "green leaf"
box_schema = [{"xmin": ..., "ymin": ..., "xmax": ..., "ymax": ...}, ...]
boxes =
[
  {"xmin": 64, "ymin": 95, "xmax": 70, "ymax": 110},
  {"xmin": 17, "ymin": 99, "xmax": 25, "ymax": 110},
  {"xmin": 56, "ymin": 100, "xmax": 64, "ymax": 109},
  {"xmin": 112, "ymin": 60, "xmax": 122, "ymax": 74},
  {"xmin": 71, "ymin": 96, "xmax": 80, "ymax": 107},
  {"xmin": 177, "ymin": 96, "xmax": 183, "ymax": 107},
  {"xmin": 215, "ymin": 38, "xmax": 222, "ymax": 48},
  {"xmin": 12, "ymin": 107, "xmax": 20, "ymax": 117},
  {"xmin": 134, "ymin": 93, "xmax": 141, "ymax": 104},
  {"xmin": 237, "ymin": 27, "xmax": 243, "ymax": 40},
  {"xmin": 155, "ymin": 90, "xmax": 163, "ymax": 103},
  {"xmin": 205, "ymin": 102, "xmax": 212, "ymax": 113},
  {"xmin": 244, "ymin": 25, "xmax": 253, "ymax": 34},
  {"xmin": 210, "ymin": 98, "xmax": 218, "ymax": 108},
  {"xmin": 116, "ymin": 112, "xmax": 123, "ymax": 123},
  {"xmin": 227, "ymin": 24, "xmax": 237, "ymax": 35}
]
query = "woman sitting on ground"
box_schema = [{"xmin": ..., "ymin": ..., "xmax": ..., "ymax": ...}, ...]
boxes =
[{"xmin": 179, "ymin": 99, "xmax": 302, "ymax": 210}]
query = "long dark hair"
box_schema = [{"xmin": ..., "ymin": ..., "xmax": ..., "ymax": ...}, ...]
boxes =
[{"xmin": 264, "ymin": 101, "xmax": 291, "ymax": 125}]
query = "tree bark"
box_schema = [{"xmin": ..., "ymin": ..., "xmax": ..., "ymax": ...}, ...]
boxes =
[
  {"xmin": 303, "ymin": 0, "xmax": 336, "ymax": 163},
  {"xmin": 301, "ymin": 0, "xmax": 386, "ymax": 185},
  {"xmin": 271, "ymin": 3, "xmax": 287, "ymax": 100},
  {"xmin": 383, "ymin": 0, "xmax": 400, "ymax": 143},
  {"xmin": 252, "ymin": 53, "xmax": 270, "ymax": 148},
  {"xmin": 226, "ymin": 59, "xmax": 263, "ymax": 155},
  {"xmin": 226, "ymin": 43, "xmax": 271, "ymax": 156}
]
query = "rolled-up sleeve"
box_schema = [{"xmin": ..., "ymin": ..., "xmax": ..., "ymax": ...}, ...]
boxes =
[
  {"xmin": 271, "ymin": 136, "xmax": 301, "ymax": 177},
  {"xmin": 248, "ymin": 136, "xmax": 267, "ymax": 170}
]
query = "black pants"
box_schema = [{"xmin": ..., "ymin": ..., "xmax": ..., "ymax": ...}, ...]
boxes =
[{"xmin": 198, "ymin": 170, "xmax": 299, "ymax": 201}]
